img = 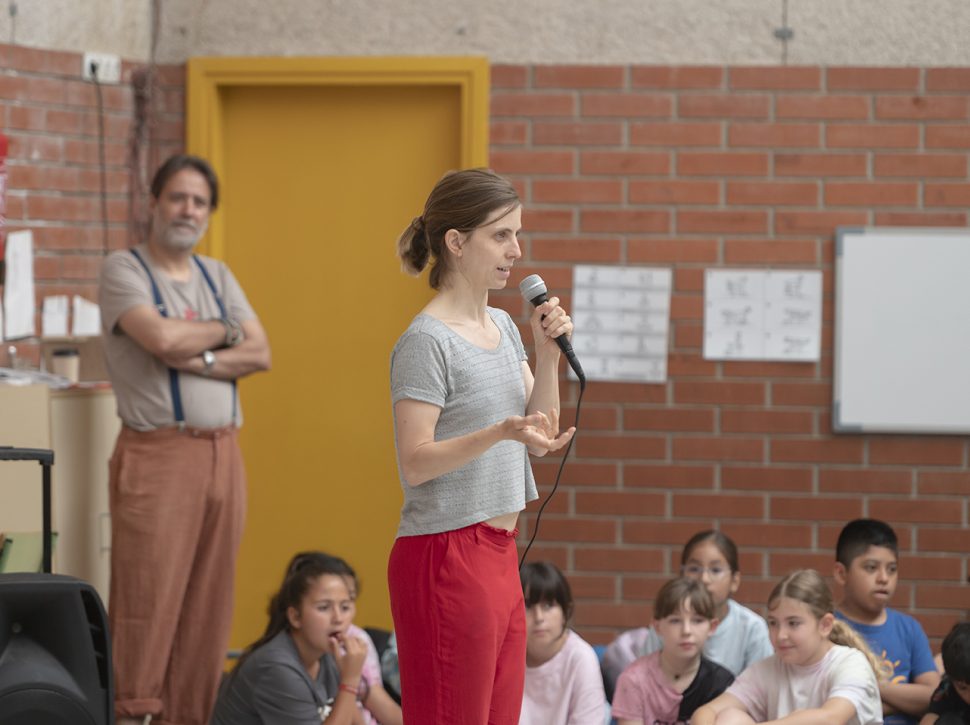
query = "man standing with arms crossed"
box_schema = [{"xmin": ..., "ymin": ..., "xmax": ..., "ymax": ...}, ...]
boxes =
[{"xmin": 99, "ymin": 154, "xmax": 271, "ymax": 725}]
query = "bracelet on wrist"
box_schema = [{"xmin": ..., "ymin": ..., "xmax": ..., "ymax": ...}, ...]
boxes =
[{"xmin": 338, "ymin": 682, "xmax": 359, "ymax": 698}]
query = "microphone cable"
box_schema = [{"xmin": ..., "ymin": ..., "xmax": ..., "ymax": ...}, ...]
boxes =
[{"xmin": 518, "ymin": 374, "xmax": 586, "ymax": 569}]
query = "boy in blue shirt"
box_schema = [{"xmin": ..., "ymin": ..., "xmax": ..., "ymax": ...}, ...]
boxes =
[
  {"xmin": 834, "ymin": 519, "xmax": 940, "ymax": 725},
  {"xmin": 922, "ymin": 621, "xmax": 970, "ymax": 724}
]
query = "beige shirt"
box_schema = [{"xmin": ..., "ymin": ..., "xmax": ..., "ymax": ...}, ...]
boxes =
[{"xmin": 99, "ymin": 244, "xmax": 257, "ymax": 430}]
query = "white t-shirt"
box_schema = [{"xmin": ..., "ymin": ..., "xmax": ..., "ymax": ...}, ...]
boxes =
[
  {"xmin": 728, "ymin": 645, "xmax": 883, "ymax": 725},
  {"xmin": 520, "ymin": 630, "xmax": 607, "ymax": 725}
]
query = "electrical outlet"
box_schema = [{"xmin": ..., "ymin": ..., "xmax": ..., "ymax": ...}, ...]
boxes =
[{"xmin": 82, "ymin": 52, "xmax": 122, "ymax": 83}]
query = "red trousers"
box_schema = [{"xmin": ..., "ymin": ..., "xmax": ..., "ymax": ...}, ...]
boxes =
[
  {"xmin": 388, "ymin": 522, "xmax": 526, "ymax": 725},
  {"xmin": 108, "ymin": 425, "xmax": 247, "ymax": 725}
]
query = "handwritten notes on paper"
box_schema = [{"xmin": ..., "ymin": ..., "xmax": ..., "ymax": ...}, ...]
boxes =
[
  {"xmin": 571, "ymin": 265, "xmax": 672, "ymax": 383},
  {"xmin": 704, "ymin": 269, "xmax": 822, "ymax": 361}
]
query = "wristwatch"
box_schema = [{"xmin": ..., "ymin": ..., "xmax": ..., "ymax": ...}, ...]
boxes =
[{"xmin": 202, "ymin": 350, "xmax": 216, "ymax": 376}]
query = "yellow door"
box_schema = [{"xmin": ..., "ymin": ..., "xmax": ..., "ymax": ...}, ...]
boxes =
[{"xmin": 189, "ymin": 58, "xmax": 489, "ymax": 649}]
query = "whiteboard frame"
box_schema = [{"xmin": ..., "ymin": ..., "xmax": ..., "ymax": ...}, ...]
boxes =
[{"xmin": 834, "ymin": 226, "xmax": 970, "ymax": 434}]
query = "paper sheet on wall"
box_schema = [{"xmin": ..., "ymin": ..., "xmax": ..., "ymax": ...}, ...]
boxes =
[
  {"xmin": 72, "ymin": 295, "xmax": 101, "ymax": 336},
  {"xmin": 570, "ymin": 264, "xmax": 672, "ymax": 382},
  {"xmin": 42, "ymin": 295, "xmax": 70, "ymax": 337},
  {"xmin": 2, "ymin": 230, "xmax": 36, "ymax": 340},
  {"xmin": 704, "ymin": 269, "xmax": 822, "ymax": 361}
]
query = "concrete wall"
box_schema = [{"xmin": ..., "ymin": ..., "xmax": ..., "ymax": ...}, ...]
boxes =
[{"xmin": 2, "ymin": 0, "xmax": 970, "ymax": 66}]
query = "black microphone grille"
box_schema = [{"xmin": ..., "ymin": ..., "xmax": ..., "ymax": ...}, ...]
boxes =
[{"xmin": 519, "ymin": 274, "xmax": 547, "ymax": 302}]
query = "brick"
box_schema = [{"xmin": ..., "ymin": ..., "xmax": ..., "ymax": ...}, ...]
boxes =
[
  {"xmin": 533, "ymin": 179, "xmax": 623, "ymax": 204},
  {"xmin": 677, "ymin": 210, "xmax": 768, "ymax": 234},
  {"xmin": 723, "ymin": 361, "xmax": 819, "ymax": 379},
  {"xmin": 25, "ymin": 195, "xmax": 100, "ymax": 223},
  {"xmin": 728, "ymin": 123, "xmax": 820, "ymax": 148},
  {"xmin": 721, "ymin": 466, "xmax": 814, "ymax": 492},
  {"xmin": 625, "ymin": 407, "xmax": 715, "ymax": 433},
  {"xmin": 768, "ymin": 551, "xmax": 836, "ymax": 575},
  {"xmin": 679, "ymin": 95, "xmax": 770, "ymax": 119},
  {"xmin": 490, "ymin": 64, "xmax": 528, "ymax": 88},
  {"xmin": 913, "ymin": 612, "xmax": 965, "ymax": 639},
  {"xmin": 7, "ymin": 165, "xmax": 81, "ymax": 192},
  {"xmin": 560, "ymin": 405, "xmax": 617, "ymax": 431},
  {"xmin": 522, "ymin": 208, "xmax": 574, "ymax": 232},
  {"xmin": 918, "ymin": 471, "xmax": 970, "ymax": 496},
  {"xmin": 775, "ymin": 153, "xmax": 867, "ymax": 177},
  {"xmin": 631, "ymin": 122, "xmax": 721, "ymax": 147},
  {"xmin": 674, "ymin": 323, "xmax": 703, "ymax": 349},
  {"xmin": 775, "ymin": 211, "xmax": 868, "ymax": 235},
  {"xmin": 672, "ymin": 437, "xmax": 764, "ymax": 462},
  {"xmin": 914, "ymin": 585, "xmax": 970, "ymax": 609},
  {"xmin": 533, "ymin": 121, "xmax": 622, "ymax": 145},
  {"xmin": 771, "ymin": 439, "xmax": 865, "ymax": 464},
  {"xmin": 490, "ymin": 150, "xmax": 574, "ymax": 174},
  {"xmin": 569, "ymin": 574, "xmax": 616, "ymax": 600},
  {"xmin": 522, "ymin": 486, "xmax": 569, "ymax": 514},
  {"xmin": 526, "ymin": 516, "xmax": 617, "ymax": 543},
  {"xmin": 721, "ymin": 409, "xmax": 814, "ymax": 434},
  {"xmin": 5, "ymin": 105, "xmax": 47, "ymax": 130},
  {"xmin": 771, "ymin": 496, "xmax": 864, "ymax": 521},
  {"xmin": 722, "ymin": 522, "xmax": 813, "ymax": 548},
  {"xmin": 675, "ymin": 268, "xmax": 707, "ymax": 293},
  {"xmin": 581, "ymin": 209, "xmax": 670, "ymax": 233},
  {"xmin": 575, "ymin": 601, "xmax": 658, "ymax": 628},
  {"xmin": 873, "ymin": 211, "xmax": 967, "ymax": 227},
  {"xmin": 575, "ymin": 435, "xmax": 666, "ymax": 460},
  {"xmin": 776, "ymin": 96, "xmax": 870, "ymax": 120},
  {"xmin": 918, "ymin": 528, "xmax": 970, "ymax": 554},
  {"xmin": 673, "ymin": 493, "xmax": 765, "ymax": 518},
  {"xmin": 583, "ymin": 382, "xmax": 667, "ymax": 404},
  {"xmin": 575, "ymin": 548, "xmax": 665, "ymax": 574},
  {"xmin": 870, "ymin": 499, "xmax": 963, "ymax": 525},
  {"xmin": 625, "ymin": 465, "xmax": 715, "ymax": 490},
  {"xmin": 534, "ymin": 65, "xmax": 625, "ymax": 89},
  {"xmin": 869, "ymin": 438, "xmax": 965, "ymax": 466},
  {"xmin": 925, "ymin": 183, "xmax": 970, "ymax": 207},
  {"xmin": 581, "ymin": 93, "xmax": 672, "ymax": 118},
  {"xmin": 670, "ymin": 294, "xmax": 704, "ymax": 321},
  {"xmin": 631, "ymin": 66, "xmax": 723, "ymax": 89},
  {"xmin": 580, "ymin": 151, "xmax": 670, "ymax": 175},
  {"xmin": 576, "ymin": 491, "xmax": 666, "ymax": 516},
  {"xmin": 61, "ymin": 253, "xmax": 104, "ymax": 280},
  {"xmin": 772, "ymin": 383, "xmax": 829, "ymax": 406},
  {"xmin": 826, "ymin": 124, "xmax": 919, "ymax": 149},
  {"xmin": 874, "ymin": 153, "xmax": 967, "ymax": 178},
  {"xmin": 491, "ymin": 92, "xmax": 575, "ymax": 117},
  {"xmin": 926, "ymin": 125, "xmax": 970, "ymax": 149},
  {"xmin": 926, "ymin": 68, "xmax": 970, "ymax": 92},
  {"xmin": 827, "ymin": 67, "xmax": 920, "ymax": 91},
  {"xmin": 730, "ymin": 67, "xmax": 821, "ymax": 90},
  {"xmin": 531, "ymin": 237, "xmax": 621, "ymax": 263},
  {"xmin": 727, "ymin": 233, "xmax": 817, "ymax": 261},
  {"xmin": 623, "ymin": 519, "xmax": 714, "ymax": 545},
  {"xmin": 532, "ymin": 461, "xmax": 618, "ymax": 487},
  {"xmin": 7, "ymin": 133, "xmax": 64, "ymax": 163},
  {"xmin": 825, "ymin": 182, "xmax": 918, "ymax": 206},
  {"xmin": 875, "ymin": 96, "xmax": 968, "ymax": 121},
  {"xmin": 490, "ymin": 120, "xmax": 528, "ymax": 145},
  {"xmin": 726, "ymin": 181, "xmax": 817, "ymax": 206},
  {"xmin": 818, "ymin": 469, "xmax": 913, "ymax": 495},
  {"xmin": 898, "ymin": 555, "xmax": 962, "ymax": 581},
  {"xmin": 629, "ymin": 180, "xmax": 720, "ymax": 205},
  {"xmin": 678, "ymin": 152, "xmax": 768, "ymax": 176},
  {"xmin": 0, "ymin": 44, "xmax": 79, "ymax": 76},
  {"xmin": 674, "ymin": 381, "xmax": 765, "ymax": 405},
  {"xmin": 667, "ymin": 353, "xmax": 718, "ymax": 377}
]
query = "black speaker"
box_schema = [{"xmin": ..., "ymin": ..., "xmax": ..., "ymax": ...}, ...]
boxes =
[{"xmin": 0, "ymin": 573, "xmax": 113, "ymax": 725}]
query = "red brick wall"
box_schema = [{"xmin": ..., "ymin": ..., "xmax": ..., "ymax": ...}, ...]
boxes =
[
  {"xmin": 0, "ymin": 43, "xmax": 183, "ymax": 363},
  {"xmin": 492, "ymin": 65, "xmax": 970, "ymax": 648}
]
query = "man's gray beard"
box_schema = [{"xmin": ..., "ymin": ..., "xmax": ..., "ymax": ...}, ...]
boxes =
[{"xmin": 160, "ymin": 223, "xmax": 207, "ymax": 251}]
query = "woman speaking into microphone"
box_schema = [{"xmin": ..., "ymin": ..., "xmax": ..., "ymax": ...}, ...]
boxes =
[{"xmin": 388, "ymin": 168, "xmax": 575, "ymax": 724}]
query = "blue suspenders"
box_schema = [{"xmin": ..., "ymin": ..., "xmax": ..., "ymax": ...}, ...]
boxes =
[{"xmin": 129, "ymin": 248, "xmax": 238, "ymax": 427}]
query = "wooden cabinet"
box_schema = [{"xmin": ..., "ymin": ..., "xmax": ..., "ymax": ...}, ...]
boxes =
[{"xmin": 0, "ymin": 384, "xmax": 119, "ymax": 605}]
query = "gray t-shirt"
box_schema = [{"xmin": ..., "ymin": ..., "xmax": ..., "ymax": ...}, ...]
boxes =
[
  {"xmin": 210, "ymin": 630, "xmax": 339, "ymax": 725},
  {"xmin": 390, "ymin": 307, "xmax": 539, "ymax": 537},
  {"xmin": 99, "ymin": 244, "xmax": 257, "ymax": 430}
]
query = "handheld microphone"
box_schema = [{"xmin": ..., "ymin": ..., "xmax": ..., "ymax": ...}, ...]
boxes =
[{"xmin": 519, "ymin": 274, "xmax": 586, "ymax": 383}]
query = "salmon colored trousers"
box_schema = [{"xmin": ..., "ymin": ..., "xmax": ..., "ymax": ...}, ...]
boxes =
[
  {"xmin": 388, "ymin": 522, "xmax": 527, "ymax": 725},
  {"xmin": 108, "ymin": 425, "xmax": 246, "ymax": 725}
]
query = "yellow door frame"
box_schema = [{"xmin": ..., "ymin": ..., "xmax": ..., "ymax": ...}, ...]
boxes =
[{"xmin": 186, "ymin": 55, "xmax": 491, "ymax": 259}]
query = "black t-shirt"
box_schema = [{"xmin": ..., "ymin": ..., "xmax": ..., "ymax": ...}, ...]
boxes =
[
  {"xmin": 927, "ymin": 675, "xmax": 970, "ymax": 722},
  {"xmin": 677, "ymin": 657, "xmax": 735, "ymax": 722}
]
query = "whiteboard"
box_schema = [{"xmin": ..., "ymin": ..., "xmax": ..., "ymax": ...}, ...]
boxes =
[{"xmin": 834, "ymin": 227, "xmax": 970, "ymax": 433}]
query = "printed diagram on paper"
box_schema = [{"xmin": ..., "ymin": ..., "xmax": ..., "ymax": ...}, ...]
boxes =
[
  {"xmin": 704, "ymin": 269, "xmax": 822, "ymax": 361},
  {"xmin": 571, "ymin": 265, "xmax": 672, "ymax": 382}
]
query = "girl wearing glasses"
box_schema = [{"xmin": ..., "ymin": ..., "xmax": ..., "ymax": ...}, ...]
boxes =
[{"xmin": 603, "ymin": 531, "xmax": 773, "ymax": 697}]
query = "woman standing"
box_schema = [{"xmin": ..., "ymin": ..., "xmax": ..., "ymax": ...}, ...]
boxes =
[{"xmin": 388, "ymin": 168, "xmax": 575, "ymax": 724}]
